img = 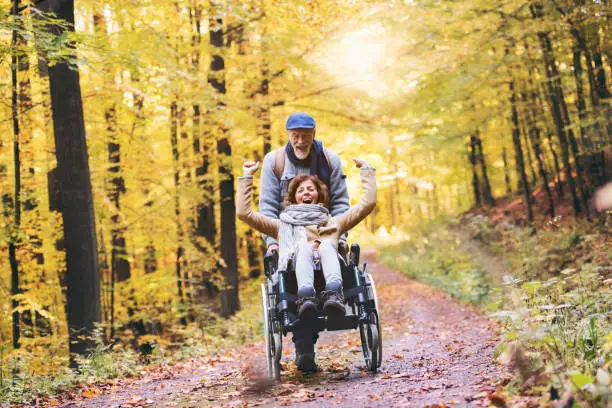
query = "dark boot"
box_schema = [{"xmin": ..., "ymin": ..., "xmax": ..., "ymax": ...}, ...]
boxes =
[
  {"xmin": 295, "ymin": 351, "xmax": 318, "ymax": 373},
  {"xmin": 321, "ymin": 281, "xmax": 345, "ymax": 318},
  {"xmin": 292, "ymin": 320, "xmax": 319, "ymax": 373},
  {"xmin": 296, "ymin": 286, "xmax": 318, "ymax": 321}
]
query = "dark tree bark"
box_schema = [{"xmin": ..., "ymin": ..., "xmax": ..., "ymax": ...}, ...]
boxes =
[
  {"xmin": 41, "ymin": 0, "xmax": 101, "ymax": 361},
  {"xmin": 94, "ymin": 11, "xmax": 131, "ymax": 284},
  {"xmin": 258, "ymin": 26, "xmax": 272, "ymax": 156},
  {"xmin": 474, "ymin": 132, "xmax": 494, "ymax": 206},
  {"xmin": 502, "ymin": 147, "xmax": 512, "ymax": 195},
  {"xmin": 469, "ymin": 136, "xmax": 482, "ymax": 207},
  {"xmin": 531, "ymin": 5, "xmax": 581, "ymax": 215},
  {"xmin": 547, "ymin": 132, "xmax": 564, "ymax": 198},
  {"xmin": 170, "ymin": 101, "xmax": 184, "ymax": 302},
  {"xmin": 517, "ymin": 103, "xmax": 538, "ymax": 191},
  {"xmin": 526, "ymin": 61, "xmax": 556, "ymax": 218},
  {"xmin": 194, "ymin": 3, "xmax": 216, "ymax": 264},
  {"xmin": 555, "ymin": 64, "xmax": 591, "ymax": 219},
  {"xmin": 209, "ymin": 0, "xmax": 239, "ymax": 317},
  {"xmin": 105, "ymin": 107, "xmax": 131, "ymax": 282},
  {"xmin": 510, "ymin": 76, "xmax": 533, "ymax": 223},
  {"xmin": 10, "ymin": 0, "xmax": 22, "ymax": 349},
  {"xmin": 573, "ymin": 48, "xmax": 590, "ymax": 149}
]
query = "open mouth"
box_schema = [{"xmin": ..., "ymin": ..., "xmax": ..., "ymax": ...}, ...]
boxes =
[{"xmin": 302, "ymin": 197, "xmax": 313, "ymax": 204}]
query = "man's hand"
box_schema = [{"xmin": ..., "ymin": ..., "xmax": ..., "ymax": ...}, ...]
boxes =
[
  {"xmin": 243, "ymin": 161, "xmax": 260, "ymax": 177},
  {"xmin": 266, "ymin": 244, "xmax": 279, "ymax": 255}
]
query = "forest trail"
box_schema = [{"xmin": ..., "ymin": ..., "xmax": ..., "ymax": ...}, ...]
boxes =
[{"xmin": 59, "ymin": 252, "xmax": 506, "ymax": 408}]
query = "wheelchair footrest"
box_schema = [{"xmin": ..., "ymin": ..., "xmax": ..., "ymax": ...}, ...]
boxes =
[{"xmin": 325, "ymin": 313, "xmax": 359, "ymax": 331}]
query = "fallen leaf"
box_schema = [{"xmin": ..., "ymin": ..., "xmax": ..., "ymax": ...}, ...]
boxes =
[
  {"xmin": 488, "ymin": 393, "xmax": 507, "ymax": 407},
  {"xmin": 391, "ymin": 372, "xmax": 410, "ymax": 378},
  {"xmin": 81, "ymin": 388, "xmax": 99, "ymax": 398}
]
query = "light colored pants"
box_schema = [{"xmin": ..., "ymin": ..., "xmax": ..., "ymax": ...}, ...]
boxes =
[{"xmin": 295, "ymin": 240, "xmax": 342, "ymax": 290}]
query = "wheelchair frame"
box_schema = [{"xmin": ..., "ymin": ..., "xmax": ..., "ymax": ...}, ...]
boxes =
[{"xmin": 260, "ymin": 243, "xmax": 382, "ymax": 381}]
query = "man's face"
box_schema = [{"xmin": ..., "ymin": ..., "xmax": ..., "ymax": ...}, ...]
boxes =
[{"xmin": 288, "ymin": 129, "xmax": 315, "ymax": 160}]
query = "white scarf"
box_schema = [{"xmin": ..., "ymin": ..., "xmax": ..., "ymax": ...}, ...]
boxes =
[{"xmin": 278, "ymin": 204, "xmax": 329, "ymax": 272}]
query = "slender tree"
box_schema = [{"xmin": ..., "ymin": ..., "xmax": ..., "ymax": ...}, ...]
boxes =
[
  {"xmin": 532, "ymin": 4, "xmax": 581, "ymax": 215},
  {"xmin": 41, "ymin": 0, "xmax": 101, "ymax": 362},
  {"xmin": 209, "ymin": 0, "xmax": 239, "ymax": 317},
  {"xmin": 9, "ymin": 0, "xmax": 22, "ymax": 350},
  {"xmin": 474, "ymin": 131, "xmax": 494, "ymax": 206},
  {"xmin": 469, "ymin": 136, "xmax": 482, "ymax": 207},
  {"xmin": 509, "ymin": 68, "xmax": 533, "ymax": 223}
]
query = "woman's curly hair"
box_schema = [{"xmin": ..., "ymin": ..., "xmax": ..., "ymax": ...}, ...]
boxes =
[{"xmin": 283, "ymin": 175, "xmax": 330, "ymax": 208}]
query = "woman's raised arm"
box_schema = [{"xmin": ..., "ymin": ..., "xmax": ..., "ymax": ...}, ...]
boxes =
[
  {"xmin": 236, "ymin": 161, "xmax": 279, "ymax": 238},
  {"xmin": 336, "ymin": 159, "xmax": 377, "ymax": 233}
]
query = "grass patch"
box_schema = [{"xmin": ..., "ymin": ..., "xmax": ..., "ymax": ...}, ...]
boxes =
[{"xmin": 373, "ymin": 222, "xmax": 492, "ymax": 306}]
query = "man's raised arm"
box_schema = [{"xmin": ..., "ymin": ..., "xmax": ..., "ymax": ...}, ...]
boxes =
[{"xmin": 258, "ymin": 151, "xmax": 281, "ymax": 249}]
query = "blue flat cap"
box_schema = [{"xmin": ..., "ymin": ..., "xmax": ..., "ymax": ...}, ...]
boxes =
[{"xmin": 286, "ymin": 112, "xmax": 316, "ymax": 130}]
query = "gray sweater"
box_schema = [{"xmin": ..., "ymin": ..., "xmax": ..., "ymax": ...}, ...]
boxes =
[{"xmin": 258, "ymin": 148, "xmax": 350, "ymax": 247}]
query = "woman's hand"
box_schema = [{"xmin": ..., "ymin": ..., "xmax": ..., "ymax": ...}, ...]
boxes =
[
  {"xmin": 243, "ymin": 161, "xmax": 260, "ymax": 176},
  {"xmin": 353, "ymin": 158, "xmax": 370, "ymax": 168}
]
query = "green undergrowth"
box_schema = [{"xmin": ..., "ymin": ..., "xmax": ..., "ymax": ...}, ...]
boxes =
[
  {"xmin": 376, "ymin": 214, "xmax": 611, "ymax": 406},
  {"xmin": 371, "ymin": 222, "xmax": 493, "ymax": 306},
  {"xmin": 465, "ymin": 214, "xmax": 611, "ymax": 406},
  {"xmin": 0, "ymin": 278, "xmax": 263, "ymax": 405}
]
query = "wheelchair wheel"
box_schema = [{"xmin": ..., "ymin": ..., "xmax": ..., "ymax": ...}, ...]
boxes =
[
  {"xmin": 359, "ymin": 311, "xmax": 379, "ymax": 372},
  {"xmin": 367, "ymin": 273, "xmax": 383, "ymax": 368},
  {"xmin": 261, "ymin": 283, "xmax": 281, "ymax": 381}
]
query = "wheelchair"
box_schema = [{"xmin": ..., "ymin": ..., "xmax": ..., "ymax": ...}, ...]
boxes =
[{"xmin": 260, "ymin": 243, "xmax": 382, "ymax": 381}]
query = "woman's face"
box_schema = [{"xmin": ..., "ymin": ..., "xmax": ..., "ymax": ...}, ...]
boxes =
[{"xmin": 295, "ymin": 179, "xmax": 319, "ymax": 204}]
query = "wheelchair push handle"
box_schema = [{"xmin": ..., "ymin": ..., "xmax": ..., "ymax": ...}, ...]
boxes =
[
  {"xmin": 350, "ymin": 243, "xmax": 360, "ymax": 266},
  {"xmin": 264, "ymin": 252, "xmax": 279, "ymax": 278}
]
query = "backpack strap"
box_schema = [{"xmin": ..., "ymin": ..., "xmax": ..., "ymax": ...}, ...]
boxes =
[
  {"xmin": 272, "ymin": 146, "xmax": 333, "ymax": 181},
  {"xmin": 322, "ymin": 148, "xmax": 332, "ymax": 173},
  {"xmin": 273, "ymin": 147, "xmax": 285, "ymax": 181}
]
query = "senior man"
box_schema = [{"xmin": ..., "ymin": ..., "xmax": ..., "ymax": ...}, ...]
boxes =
[{"xmin": 259, "ymin": 112, "xmax": 350, "ymax": 372}]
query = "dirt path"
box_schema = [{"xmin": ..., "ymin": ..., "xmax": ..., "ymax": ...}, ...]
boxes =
[{"xmin": 57, "ymin": 253, "xmax": 505, "ymax": 408}]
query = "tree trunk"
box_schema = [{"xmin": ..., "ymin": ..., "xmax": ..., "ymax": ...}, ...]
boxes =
[
  {"xmin": 530, "ymin": 8, "xmax": 581, "ymax": 214},
  {"xmin": 573, "ymin": 48, "xmax": 591, "ymax": 150},
  {"xmin": 194, "ymin": 3, "xmax": 216, "ymax": 268},
  {"xmin": 105, "ymin": 107, "xmax": 131, "ymax": 282},
  {"xmin": 502, "ymin": 147, "xmax": 512, "ymax": 195},
  {"xmin": 258, "ymin": 26, "xmax": 272, "ymax": 155},
  {"xmin": 526, "ymin": 61, "xmax": 555, "ymax": 218},
  {"xmin": 469, "ymin": 136, "xmax": 482, "ymax": 207},
  {"xmin": 556, "ymin": 65, "xmax": 591, "ymax": 219},
  {"xmin": 42, "ymin": 0, "xmax": 101, "ymax": 362},
  {"xmin": 474, "ymin": 131, "xmax": 494, "ymax": 206},
  {"xmin": 510, "ymin": 76, "xmax": 533, "ymax": 223},
  {"xmin": 518, "ymin": 103, "xmax": 538, "ymax": 191},
  {"xmin": 209, "ymin": 0, "xmax": 239, "ymax": 317},
  {"xmin": 94, "ymin": 11, "xmax": 131, "ymax": 284},
  {"xmin": 10, "ymin": 0, "xmax": 22, "ymax": 349},
  {"xmin": 170, "ymin": 101, "xmax": 184, "ymax": 302}
]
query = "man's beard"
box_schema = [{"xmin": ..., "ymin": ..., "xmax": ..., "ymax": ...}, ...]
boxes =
[{"xmin": 294, "ymin": 146, "xmax": 311, "ymax": 160}]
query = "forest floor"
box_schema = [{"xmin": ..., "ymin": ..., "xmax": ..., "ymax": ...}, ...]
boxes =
[{"xmin": 50, "ymin": 251, "xmax": 509, "ymax": 408}]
